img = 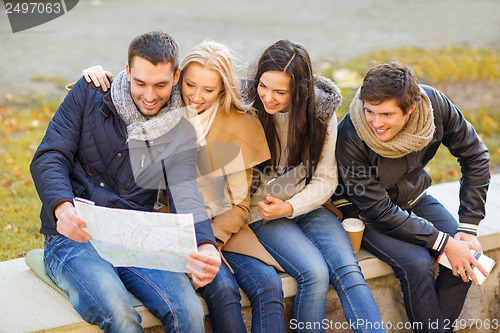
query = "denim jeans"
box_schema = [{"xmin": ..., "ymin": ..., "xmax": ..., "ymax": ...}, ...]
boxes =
[
  {"xmin": 198, "ymin": 251, "xmax": 285, "ymax": 333},
  {"xmin": 250, "ymin": 207, "xmax": 384, "ymax": 333},
  {"xmin": 44, "ymin": 234, "xmax": 205, "ymax": 333},
  {"xmin": 345, "ymin": 194, "xmax": 471, "ymax": 333}
]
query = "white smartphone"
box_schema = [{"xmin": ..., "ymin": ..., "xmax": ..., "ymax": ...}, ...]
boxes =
[{"xmin": 437, "ymin": 250, "xmax": 495, "ymax": 285}]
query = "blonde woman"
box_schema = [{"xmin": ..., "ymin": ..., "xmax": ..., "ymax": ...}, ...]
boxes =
[{"xmin": 81, "ymin": 41, "xmax": 285, "ymax": 333}]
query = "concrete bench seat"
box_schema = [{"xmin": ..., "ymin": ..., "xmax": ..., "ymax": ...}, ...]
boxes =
[
  {"xmin": 1, "ymin": 174, "xmax": 499, "ymax": 332},
  {"xmin": 0, "ymin": 248, "xmax": 385, "ymax": 333}
]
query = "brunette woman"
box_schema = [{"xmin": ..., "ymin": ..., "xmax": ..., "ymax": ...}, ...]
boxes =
[{"xmin": 245, "ymin": 40, "xmax": 385, "ymax": 333}]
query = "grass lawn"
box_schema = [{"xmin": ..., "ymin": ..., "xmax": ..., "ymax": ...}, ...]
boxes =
[
  {"xmin": 0, "ymin": 98, "xmax": 62, "ymax": 260},
  {"xmin": 1, "ymin": 46, "xmax": 499, "ymax": 261}
]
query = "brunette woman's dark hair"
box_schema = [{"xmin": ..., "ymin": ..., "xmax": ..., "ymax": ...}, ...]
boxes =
[{"xmin": 248, "ymin": 40, "xmax": 326, "ymax": 181}]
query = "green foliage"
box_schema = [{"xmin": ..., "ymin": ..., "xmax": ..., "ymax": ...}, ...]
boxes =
[
  {"xmin": 319, "ymin": 46, "xmax": 500, "ymax": 84},
  {"xmin": 0, "ymin": 98, "xmax": 61, "ymax": 261},
  {"xmin": 31, "ymin": 75, "xmax": 70, "ymax": 90},
  {"xmin": 425, "ymin": 105, "xmax": 500, "ymax": 183}
]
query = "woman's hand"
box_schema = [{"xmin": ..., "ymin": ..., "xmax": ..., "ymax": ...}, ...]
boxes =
[
  {"xmin": 82, "ymin": 65, "xmax": 113, "ymax": 92},
  {"xmin": 258, "ymin": 195, "xmax": 294, "ymax": 221},
  {"xmin": 186, "ymin": 243, "xmax": 221, "ymax": 289}
]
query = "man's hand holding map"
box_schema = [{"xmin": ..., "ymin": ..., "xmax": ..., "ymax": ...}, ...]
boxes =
[{"xmin": 74, "ymin": 197, "xmax": 197, "ymax": 273}]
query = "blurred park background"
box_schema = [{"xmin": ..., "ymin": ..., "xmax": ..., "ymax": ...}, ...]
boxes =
[{"xmin": 1, "ymin": 0, "xmax": 499, "ymax": 261}]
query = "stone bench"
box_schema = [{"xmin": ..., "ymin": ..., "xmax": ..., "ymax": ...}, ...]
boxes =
[
  {"xmin": 0, "ymin": 248, "xmax": 385, "ymax": 333},
  {"xmin": 1, "ymin": 174, "xmax": 499, "ymax": 332}
]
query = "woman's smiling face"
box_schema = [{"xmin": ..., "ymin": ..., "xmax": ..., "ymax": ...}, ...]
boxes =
[
  {"xmin": 181, "ymin": 63, "xmax": 224, "ymax": 114},
  {"xmin": 257, "ymin": 71, "xmax": 292, "ymax": 114}
]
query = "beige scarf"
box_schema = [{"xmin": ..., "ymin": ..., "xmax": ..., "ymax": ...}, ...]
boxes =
[
  {"xmin": 350, "ymin": 87, "xmax": 436, "ymax": 159},
  {"xmin": 183, "ymin": 99, "xmax": 220, "ymax": 147}
]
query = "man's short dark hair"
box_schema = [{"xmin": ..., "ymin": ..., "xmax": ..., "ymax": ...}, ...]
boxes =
[
  {"xmin": 360, "ymin": 61, "xmax": 420, "ymax": 114},
  {"xmin": 128, "ymin": 31, "xmax": 179, "ymax": 70}
]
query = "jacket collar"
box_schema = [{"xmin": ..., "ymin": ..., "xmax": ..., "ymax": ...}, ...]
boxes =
[
  {"xmin": 313, "ymin": 75, "xmax": 342, "ymax": 120},
  {"xmin": 101, "ymin": 91, "xmax": 117, "ymax": 117}
]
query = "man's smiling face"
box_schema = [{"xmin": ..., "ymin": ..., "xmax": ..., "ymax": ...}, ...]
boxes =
[
  {"xmin": 126, "ymin": 56, "xmax": 180, "ymax": 116},
  {"xmin": 364, "ymin": 98, "xmax": 415, "ymax": 142}
]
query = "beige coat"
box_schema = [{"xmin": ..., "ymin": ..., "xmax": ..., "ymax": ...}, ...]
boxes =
[
  {"xmin": 199, "ymin": 108, "xmax": 283, "ymax": 271},
  {"xmin": 159, "ymin": 108, "xmax": 283, "ymax": 272}
]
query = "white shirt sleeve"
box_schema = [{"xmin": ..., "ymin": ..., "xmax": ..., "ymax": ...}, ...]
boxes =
[{"xmin": 286, "ymin": 115, "xmax": 338, "ymax": 218}]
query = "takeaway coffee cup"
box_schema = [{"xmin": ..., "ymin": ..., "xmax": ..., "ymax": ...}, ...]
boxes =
[{"xmin": 341, "ymin": 218, "xmax": 365, "ymax": 253}]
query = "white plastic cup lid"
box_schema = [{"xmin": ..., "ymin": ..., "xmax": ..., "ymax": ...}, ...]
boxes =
[{"xmin": 342, "ymin": 218, "xmax": 365, "ymax": 232}]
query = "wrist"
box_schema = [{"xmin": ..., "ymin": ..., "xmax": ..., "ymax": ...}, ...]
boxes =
[
  {"xmin": 443, "ymin": 236, "xmax": 457, "ymax": 252},
  {"xmin": 55, "ymin": 201, "xmax": 74, "ymax": 220},
  {"xmin": 198, "ymin": 242, "xmax": 218, "ymax": 252}
]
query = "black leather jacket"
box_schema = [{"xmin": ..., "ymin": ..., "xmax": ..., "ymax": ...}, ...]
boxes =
[{"xmin": 334, "ymin": 85, "xmax": 490, "ymax": 252}]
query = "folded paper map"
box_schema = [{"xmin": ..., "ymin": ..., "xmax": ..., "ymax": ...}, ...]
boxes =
[{"xmin": 74, "ymin": 197, "xmax": 197, "ymax": 272}]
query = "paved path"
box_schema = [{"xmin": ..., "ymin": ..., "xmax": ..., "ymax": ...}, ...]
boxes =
[{"xmin": 1, "ymin": 0, "xmax": 499, "ymax": 98}]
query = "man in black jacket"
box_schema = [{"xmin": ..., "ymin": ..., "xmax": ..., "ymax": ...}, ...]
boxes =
[
  {"xmin": 334, "ymin": 61, "xmax": 490, "ymax": 332},
  {"xmin": 30, "ymin": 31, "xmax": 220, "ymax": 332}
]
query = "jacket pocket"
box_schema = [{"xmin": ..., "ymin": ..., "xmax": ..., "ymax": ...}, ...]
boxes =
[
  {"xmin": 73, "ymin": 185, "xmax": 88, "ymax": 198},
  {"xmin": 70, "ymin": 178, "xmax": 88, "ymax": 199}
]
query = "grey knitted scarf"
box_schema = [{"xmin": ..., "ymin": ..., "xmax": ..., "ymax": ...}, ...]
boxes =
[
  {"xmin": 350, "ymin": 87, "xmax": 436, "ymax": 159},
  {"xmin": 111, "ymin": 70, "xmax": 183, "ymax": 141}
]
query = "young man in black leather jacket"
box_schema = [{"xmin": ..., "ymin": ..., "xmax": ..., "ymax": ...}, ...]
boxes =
[{"xmin": 333, "ymin": 61, "xmax": 490, "ymax": 333}]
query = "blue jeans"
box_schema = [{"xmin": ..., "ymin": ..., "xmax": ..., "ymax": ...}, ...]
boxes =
[
  {"xmin": 198, "ymin": 251, "xmax": 285, "ymax": 333},
  {"xmin": 250, "ymin": 207, "xmax": 384, "ymax": 333},
  {"xmin": 44, "ymin": 235, "xmax": 205, "ymax": 333},
  {"xmin": 344, "ymin": 194, "xmax": 471, "ymax": 333}
]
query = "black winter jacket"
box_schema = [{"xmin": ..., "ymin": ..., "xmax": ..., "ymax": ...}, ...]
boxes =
[
  {"xmin": 30, "ymin": 77, "xmax": 216, "ymax": 247},
  {"xmin": 334, "ymin": 85, "xmax": 490, "ymax": 252}
]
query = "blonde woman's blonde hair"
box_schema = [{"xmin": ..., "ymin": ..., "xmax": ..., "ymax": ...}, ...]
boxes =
[{"xmin": 180, "ymin": 41, "xmax": 249, "ymax": 113}]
